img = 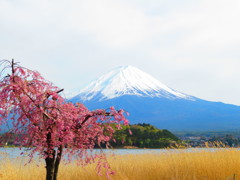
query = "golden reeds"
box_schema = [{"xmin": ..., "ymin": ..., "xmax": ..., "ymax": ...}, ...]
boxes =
[{"xmin": 0, "ymin": 148, "xmax": 240, "ymax": 180}]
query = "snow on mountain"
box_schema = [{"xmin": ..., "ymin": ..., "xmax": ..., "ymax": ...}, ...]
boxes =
[{"xmin": 72, "ymin": 65, "xmax": 194, "ymax": 102}]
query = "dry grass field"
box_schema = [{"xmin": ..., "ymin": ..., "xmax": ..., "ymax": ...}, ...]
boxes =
[{"xmin": 0, "ymin": 148, "xmax": 240, "ymax": 180}]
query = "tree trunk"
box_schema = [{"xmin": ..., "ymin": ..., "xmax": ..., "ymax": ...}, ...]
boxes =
[
  {"xmin": 45, "ymin": 127, "xmax": 63, "ymax": 180},
  {"xmin": 45, "ymin": 130, "xmax": 58, "ymax": 180},
  {"xmin": 45, "ymin": 150, "xmax": 56, "ymax": 180},
  {"xmin": 53, "ymin": 146, "xmax": 63, "ymax": 180},
  {"xmin": 45, "ymin": 146, "xmax": 63, "ymax": 180}
]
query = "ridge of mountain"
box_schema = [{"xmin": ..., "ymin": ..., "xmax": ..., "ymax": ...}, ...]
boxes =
[{"xmin": 69, "ymin": 66, "xmax": 240, "ymax": 131}]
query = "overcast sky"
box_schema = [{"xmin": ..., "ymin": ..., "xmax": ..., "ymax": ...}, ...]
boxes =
[{"xmin": 0, "ymin": 0, "xmax": 240, "ymax": 105}]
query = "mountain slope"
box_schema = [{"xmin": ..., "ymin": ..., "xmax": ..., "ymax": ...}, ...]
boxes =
[
  {"xmin": 70, "ymin": 66, "xmax": 240, "ymax": 131},
  {"xmin": 71, "ymin": 65, "xmax": 194, "ymax": 102}
]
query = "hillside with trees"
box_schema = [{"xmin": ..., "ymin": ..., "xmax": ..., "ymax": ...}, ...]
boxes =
[{"xmin": 111, "ymin": 123, "xmax": 180, "ymax": 148}]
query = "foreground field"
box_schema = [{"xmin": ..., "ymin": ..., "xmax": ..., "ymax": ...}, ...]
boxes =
[{"xmin": 0, "ymin": 148, "xmax": 240, "ymax": 180}]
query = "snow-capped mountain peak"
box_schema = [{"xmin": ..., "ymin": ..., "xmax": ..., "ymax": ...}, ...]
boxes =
[{"xmin": 72, "ymin": 65, "xmax": 193, "ymax": 102}]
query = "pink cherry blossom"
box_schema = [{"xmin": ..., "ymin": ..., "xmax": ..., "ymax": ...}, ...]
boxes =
[{"xmin": 0, "ymin": 60, "xmax": 128, "ymax": 180}]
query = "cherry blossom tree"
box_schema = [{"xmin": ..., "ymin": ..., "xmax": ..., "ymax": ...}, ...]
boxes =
[{"xmin": 0, "ymin": 60, "xmax": 128, "ymax": 180}]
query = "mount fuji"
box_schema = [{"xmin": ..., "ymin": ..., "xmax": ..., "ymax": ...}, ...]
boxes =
[{"xmin": 69, "ymin": 66, "xmax": 240, "ymax": 131}]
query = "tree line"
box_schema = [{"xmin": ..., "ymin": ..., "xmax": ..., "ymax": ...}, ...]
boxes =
[{"xmin": 111, "ymin": 123, "xmax": 180, "ymax": 148}]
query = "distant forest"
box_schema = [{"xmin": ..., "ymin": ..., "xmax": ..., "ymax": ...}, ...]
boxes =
[{"xmin": 111, "ymin": 123, "xmax": 180, "ymax": 148}]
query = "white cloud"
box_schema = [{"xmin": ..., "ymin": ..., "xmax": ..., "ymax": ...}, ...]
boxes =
[{"xmin": 63, "ymin": 0, "xmax": 149, "ymax": 48}]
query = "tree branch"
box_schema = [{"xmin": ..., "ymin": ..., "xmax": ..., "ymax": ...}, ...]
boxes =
[{"xmin": 75, "ymin": 112, "xmax": 112, "ymax": 130}]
